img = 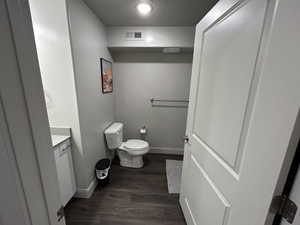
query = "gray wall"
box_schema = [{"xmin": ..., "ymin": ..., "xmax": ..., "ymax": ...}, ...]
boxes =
[
  {"xmin": 114, "ymin": 62, "xmax": 192, "ymax": 152},
  {"xmin": 67, "ymin": 0, "xmax": 114, "ymax": 186}
]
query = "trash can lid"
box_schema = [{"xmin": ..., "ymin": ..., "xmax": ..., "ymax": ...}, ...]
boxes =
[{"xmin": 96, "ymin": 158, "xmax": 111, "ymax": 170}]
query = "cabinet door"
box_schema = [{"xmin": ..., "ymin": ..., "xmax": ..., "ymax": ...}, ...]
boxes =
[{"xmin": 54, "ymin": 146, "xmax": 76, "ymax": 206}]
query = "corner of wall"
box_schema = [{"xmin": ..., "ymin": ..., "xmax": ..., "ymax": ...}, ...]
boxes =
[{"xmin": 67, "ymin": 0, "xmax": 115, "ymax": 194}]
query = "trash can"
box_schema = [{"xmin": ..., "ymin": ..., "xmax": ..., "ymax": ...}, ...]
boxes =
[{"xmin": 95, "ymin": 158, "xmax": 111, "ymax": 186}]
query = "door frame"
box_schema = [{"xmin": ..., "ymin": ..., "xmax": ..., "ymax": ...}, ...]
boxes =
[
  {"xmin": 0, "ymin": 95, "xmax": 32, "ymax": 225},
  {"xmin": 1, "ymin": 0, "xmax": 65, "ymax": 224}
]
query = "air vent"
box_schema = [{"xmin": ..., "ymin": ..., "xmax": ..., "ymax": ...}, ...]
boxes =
[{"xmin": 125, "ymin": 32, "xmax": 144, "ymax": 41}]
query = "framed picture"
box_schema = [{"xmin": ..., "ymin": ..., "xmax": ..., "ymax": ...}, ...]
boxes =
[{"xmin": 100, "ymin": 58, "xmax": 113, "ymax": 93}]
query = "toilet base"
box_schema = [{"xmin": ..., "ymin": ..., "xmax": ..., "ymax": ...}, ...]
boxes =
[{"xmin": 117, "ymin": 150, "xmax": 144, "ymax": 168}]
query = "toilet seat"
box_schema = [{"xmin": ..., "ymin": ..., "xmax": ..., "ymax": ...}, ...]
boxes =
[{"xmin": 119, "ymin": 139, "xmax": 149, "ymax": 155}]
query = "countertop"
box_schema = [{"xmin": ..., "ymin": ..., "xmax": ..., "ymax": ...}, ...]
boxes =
[{"xmin": 51, "ymin": 135, "xmax": 71, "ymax": 147}]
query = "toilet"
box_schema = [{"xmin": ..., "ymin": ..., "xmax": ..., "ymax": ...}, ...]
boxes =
[{"xmin": 104, "ymin": 122, "xmax": 150, "ymax": 168}]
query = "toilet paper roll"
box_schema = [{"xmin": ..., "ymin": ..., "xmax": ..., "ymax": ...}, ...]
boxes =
[{"xmin": 140, "ymin": 126, "xmax": 147, "ymax": 135}]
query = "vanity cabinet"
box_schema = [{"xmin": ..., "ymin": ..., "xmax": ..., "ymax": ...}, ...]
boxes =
[{"xmin": 54, "ymin": 139, "xmax": 76, "ymax": 206}]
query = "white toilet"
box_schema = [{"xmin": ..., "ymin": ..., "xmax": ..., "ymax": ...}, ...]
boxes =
[{"xmin": 104, "ymin": 122, "xmax": 150, "ymax": 168}]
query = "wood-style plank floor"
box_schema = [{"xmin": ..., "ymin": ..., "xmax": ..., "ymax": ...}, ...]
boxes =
[{"xmin": 65, "ymin": 154, "xmax": 187, "ymax": 225}]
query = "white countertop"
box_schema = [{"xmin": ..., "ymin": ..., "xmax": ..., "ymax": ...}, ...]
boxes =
[{"xmin": 51, "ymin": 135, "xmax": 71, "ymax": 147}]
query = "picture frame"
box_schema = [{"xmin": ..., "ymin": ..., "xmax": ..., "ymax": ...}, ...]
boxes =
[{"xmin": 100, "ymin": 58, "xmax": 113, "ymax": 93}]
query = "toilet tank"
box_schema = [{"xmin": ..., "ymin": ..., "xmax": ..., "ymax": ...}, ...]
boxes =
[{"xmin": 104, "ymin": 123, "xmax": 123, "ymax": 149}]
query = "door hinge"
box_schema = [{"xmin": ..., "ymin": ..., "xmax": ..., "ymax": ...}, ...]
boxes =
[
  {"xmin": 270, "ymin": 195, "xmax": 297, "ymax": 224},
  {"xmin": 57, "ymin": 206, "xmax": 65, "ymax": 222}
]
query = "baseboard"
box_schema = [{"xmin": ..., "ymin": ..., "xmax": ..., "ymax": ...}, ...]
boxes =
[
  {"xmin": 150, "ymin": 147, "xmax": 184, "ymax": 155},
  {"xmin": 74, "ymin": 177, "xmax": 98, "ymax": 199}
]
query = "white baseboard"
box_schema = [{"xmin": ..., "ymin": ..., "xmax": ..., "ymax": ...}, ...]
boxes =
[
  {"xmin": 74, "ymin": 177, "xmax": 98, "ymax": 199},
  {"xmin": 150, "ymin": 147, "xmax": 184, "ymax": 155}
]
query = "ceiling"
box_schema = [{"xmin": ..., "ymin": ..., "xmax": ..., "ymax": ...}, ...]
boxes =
[{"xmin": 83, "ymin": 0, "xmax": 218, "ymax": 26}]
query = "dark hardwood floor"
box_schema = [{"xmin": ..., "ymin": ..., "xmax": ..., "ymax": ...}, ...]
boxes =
[{"xmin": 65, "ymin": 154, "xmax": 187, "ymax": 225}]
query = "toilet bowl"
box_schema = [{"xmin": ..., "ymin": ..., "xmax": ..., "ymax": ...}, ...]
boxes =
[
  {"xmin": 118, "ymin": 139, "xmax": 149, "ymax": 168},
  {"xmin": 104, "ymin": 123, "xmax": 150, "ymax": 168}
]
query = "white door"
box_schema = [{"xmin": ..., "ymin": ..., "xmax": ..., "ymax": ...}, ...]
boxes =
[
  {"xmin": 0, "ymin": 99, "xmax": 31, "ymax": 225},
  {"xmin": 0, "ymin": 0, "xmax": 65, "ymax": 224},
  {"xmin": 180, "ymin": 0, "xmax": 300, "ymax": 224}
]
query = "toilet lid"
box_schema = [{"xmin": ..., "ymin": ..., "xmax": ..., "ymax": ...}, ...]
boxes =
[{"xmin": 124, "ymin": 139, "xmax": 149, "ymax": 150}]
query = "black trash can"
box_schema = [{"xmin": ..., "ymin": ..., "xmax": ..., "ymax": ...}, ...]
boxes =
[{"xmin": 95, "ymin": 158, "xmax": 111, "ymax": 186}]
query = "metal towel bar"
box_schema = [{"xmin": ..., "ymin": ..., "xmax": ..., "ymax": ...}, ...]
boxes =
[
  {"xmin": 150, "ymin": 98, "xmax": 189, "ymax": 108},
  {"xmin": 150, "ymin": 98, "xmax": 189, "ymax": 103}
]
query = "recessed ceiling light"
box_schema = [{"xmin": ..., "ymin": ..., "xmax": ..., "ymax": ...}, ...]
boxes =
[{"xmin": 136, "ymin": 0, "xmax": 152, "ymax": 16}]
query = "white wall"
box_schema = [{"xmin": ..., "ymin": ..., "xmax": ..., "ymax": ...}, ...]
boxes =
[
  {"xmin": 107, "ymin": 26, "xmax": 195, "ymax": 48},
  {"xmin": 67, "ymin": 0, "xmax": 115, "ymax": 185},
  {"xmin": 109, "ymin": 26, "xmax": 194, "ymax": 150},
  {"xmin": 114, "ymin": 63, "xmax": 192, "ymax": 152},
  {"xmin": 29, "ymin": 0, "xmax": 114, "ymax": 192},
  {"xmin": 28, "ymin": 0, "xmax": 86, "ymax": 189}
]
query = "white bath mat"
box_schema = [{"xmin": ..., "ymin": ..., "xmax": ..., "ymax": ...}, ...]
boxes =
[{"xmin": 166, "ymin": 160, "xmax": 183, "ymax": 194}]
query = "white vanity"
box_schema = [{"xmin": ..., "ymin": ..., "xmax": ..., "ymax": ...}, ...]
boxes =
[{"xmin": 51, "ymin": 128, "xmax": 76, "ymax": 206}]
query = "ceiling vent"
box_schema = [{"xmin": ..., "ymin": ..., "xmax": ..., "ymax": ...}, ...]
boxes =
[{"xmin": 125, "ymin": 31, "xmax": 144, "ymax": 41}]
